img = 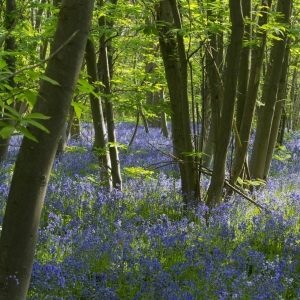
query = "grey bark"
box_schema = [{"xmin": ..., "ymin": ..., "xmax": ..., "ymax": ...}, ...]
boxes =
[
  {"xmin": 263, "ymin": 41, "xmax": 290, "ymax": 178},
  {"xmin": 99, "ymin": 0, "xmax": 122, "ymax": 190},
  {"xmin": 250, "ymin": 0, "xmax": 292, "ymax": 179},
  {"xmin": 230, "ymin": 0, "xmax": 272, "ymax": 186},
  {"xmin": 0, "ymin": 1, "xmax": 94, "ymax": 298},
  {"xmin": 203, "ymin": 1, "xmax": 223, "ymax": 168},
  {"xmin": 235, "ymin": 0, "xmax": 252, "ymax": 131},
  {"xmin": 160, "ymin": 89, "xmax": 169, "ymax": 138},
  {"xmin": 206, "ymin": 0, "xmax": 244, "ymax": 207},
  {"xmin": 156, "ymin": 0, "xmax": 197, "ymax": 204},
  {"xmin": 86, "ymin": 38, "xmax": 112, "ymax": 189}
]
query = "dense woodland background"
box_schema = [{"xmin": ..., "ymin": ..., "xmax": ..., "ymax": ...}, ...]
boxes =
[{"xmin": 1, "ymin": 0, "xmax": 300, "ymax": 298}]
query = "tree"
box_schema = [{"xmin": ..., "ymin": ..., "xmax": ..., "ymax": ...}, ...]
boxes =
[
  {"xmin": 98, "ymin": 0, "xmax": 122, "ymax": 190},
  {"xmin": 156, "ymin": 0, "xmax": 197, "ymax": 204},
  {"xmin": 250, "ymin": 0, "xmax": 293, "ymax": 180},
  {"xmin": 206, "ymin": 0, "xmax": 245, "ymax": 207},
  {"xmin": 202, "ymin": 0, "xmax": 224, "ymax": 168},
  {"xmin": 230, "ymin": 0, "xmax": 272, "ymax": 187},
  {"xmin": 0, "ymin": 0, "xmax": 94, "ymax": 298},
  {"xmin": 86, "ymin": 38, "xmax": 112, "ymax": 189}
]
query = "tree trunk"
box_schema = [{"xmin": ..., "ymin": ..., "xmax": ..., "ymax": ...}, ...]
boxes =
[
  {"xmin": 98, "ymin": 0, "xmax": 122, "ymax": 190},
  {"xmin": 235, "ymin": 0, "xmax": 251, "ymax": 133},
  {"xmin": 70, "ymin": 116, "xmax": 80, "ymax": 138},
  {"xmin": 206, "ymin": 0, "xmax": 244, "ymax": 207},
  {"xmin": 203, "ymin": 0, "xmax": 223, "ymax": 168},
  {"xmin": 0, "ymin": 0, "xmax": 16, "ymax": 162},
  {"xmin": 145, "ymin": 61, "xmax": 161, "ymax": 128},
  {"xmin": 86, "ymin": 38, "xmax": 112, "ymax": 189},
  {"xmin": 263, "ymin": 41, "xmax": 290, "ymax": 178},
  {"xmin": 0, "ymin": 1, "xmax": 94, "ymax": 298},
  {"xmin": 156, "ymin": 0, "xmax": 197, "ymax": 204},
  {"xmin": 230, "ymin": 0, "xmax": 272, "ymax": 186},
  {"xmin": 250, "ymin": 0, "xmax": 292, "ymax": 180},
  {"xmin": 160, "ymin": 89, "xmax": 169, "ymax": 138}
]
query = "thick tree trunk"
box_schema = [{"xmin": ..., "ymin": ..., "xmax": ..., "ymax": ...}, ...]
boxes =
[
  {"xmin": 206, "ymin": 0, "xmax": 244, "ymax": 207},
  {"xmin": 0, "ymin": 0, "xmax": 16, "ymax": 162},
  {"xmin": 98, "ymin": 0, "xmax": 122, "ymax": 190},
  {"xmin": 250, "ymin": 0, "xmax": 292, "ymax": 180},
  {"xmin": 157, "ymin": 0, "xmax": 197, "ymax": 204},
  {"xmin": 0, "ymin": 1, "xmax": 94, "ymax": 298},
  {"xmin": 86, "ymin": 38, "xmax": 112, "ymax": 189},
  {"xmin": 230, "ymin": 0, "xmax": 272, "ymax": 186}
]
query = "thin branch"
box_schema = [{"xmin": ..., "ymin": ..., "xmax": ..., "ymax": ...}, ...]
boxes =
[
  {"xmin": 146, "ymin": 140, "xmax": 265, "ymax": 211},
  {"xmin": 0, "ymin": 30, "xmax": 80, "ymax": 83}
]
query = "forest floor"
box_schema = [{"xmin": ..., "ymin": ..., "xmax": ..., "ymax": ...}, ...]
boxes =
[{"xmin": 1, "ymin": 122, "xmax": 300, "ymax": 299}]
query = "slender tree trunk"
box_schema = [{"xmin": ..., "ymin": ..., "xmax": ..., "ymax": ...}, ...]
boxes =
[
  {"xmin": 0, "ymin": 1, "xmax": 94, "ymax": 298},
  {"xmin": 98, "ymin": 0, "xmax": 122, "ymax": 190},
  {"xmin": 0, "ymin": 0, "xmax": 16, "ymax": 162},
  {"xmin": 204, "ymin": 0, "xmax": 223, "ymax": 168},
  {"xmin": 160, "ymin": 89, "xmax": 169, "ymax": 138},
  {"xmin": 230, "ymin": 0, "xmax": 272, "ymax": 186},
  {"xmin": 70, "ymin": 116, "xmax": 80, "ymax": 138},
  {"xmin": 34, "ymin": 0, "xmax": 46, "ymax": 31},
  {"xmin": 206, "ymin": 0, "xmax": 244, "ymax": 207},
  {"xmin": 292, "ymin": 89, "xmax": 300, "ymax": 130},
  {"xmin": 235, "ymin": 0, "xmax": 252, "ymax": 133},
  {"xmin": 145, "ymin": 61, "xmax": 160, "ymax": 128},
  {"xmin": 86, "ymin": 38, "xmax": 112, "ymax": 189},
  {"xmin": 156, "ymin": 0, "xmax": 197, "ymax": 204},
  {"xmin": 250, "ymin": 0, "xmax": 292, "ymax": 180},
  {"xmin": 263, "ymin": 41, "xmax": 290, "ymax": 178}
]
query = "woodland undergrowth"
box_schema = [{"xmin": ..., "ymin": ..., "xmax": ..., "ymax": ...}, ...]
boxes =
[{"xmin": 1, "ymin": 123, "xmax": 300, "ymax": 299}]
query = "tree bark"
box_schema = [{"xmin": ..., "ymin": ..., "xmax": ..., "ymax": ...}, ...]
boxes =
[
  {"xmin": 235, "ymin": 0, "xmax": 251, "ymax": 132},
  {"xmin": 160, "ymin": 89, "xmax": 169, "ymax": 138},
  {"xmin": 98, "ymin": 0, "xmax": 122, "ymax": 190},
  {"xmin": 263, "ymin": 40, "xmax": 290, "ymax": 178},
  {"xmin": 250, "ymin": 0, "xmax": 292, "ymax": 180},
  {"xmin": 86, "ymin": 38, "xmax": 112, "ymax": 189},
  {"xmin": 206, "ymin": 0, "xmax": 244, "ymax": 207},
  {"xmin": 230, "ymin": 0, "xmax": 272, "ymax": 186},
  {"xmin": 203, "ymin": 0, "xmax": 223, "ymax": 168},
  {"xmin": 0, "ymin": 1, "xmax": 94, "ymax": 298},
  {"xmin": 156, "ymin": 0, "xmax": 197, "ymax": 204}
]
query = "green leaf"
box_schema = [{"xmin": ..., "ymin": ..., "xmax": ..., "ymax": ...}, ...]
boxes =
[
  {"xmin": 24, "ymin": 90, "xmax": 37, "ymax": 108},
  {"xmin": 181, "ymin": 151, "xmax": 204, "ymax": 158},
  {"xmin": 23, "ymin": 112, "xmax": 51, "ymax": 120},
  {"xmin": 40, "ymin": 74, "xmax": 60, "ymax": 86},
  {"xmin": 18, "ymin": 127, "xmax": 38, "ymax": 142},
  {"xmin": 21, "ymin": 119, "xmax": 50, "ymax": 133},
  {"xmin": 77, "ymin": 85, "xmax": 92, "ymax": 93},
  {"xmin": 3, "ymin": 105, "xmax": 21, "ymax": 119},
  {"xmin": 73, "ymin": 104, "xmax": 82, "ymax": 119},
  {"xmin": 26, "ymin": 70, "xmax": 40, "ymax": 80},
  {"xmin": 0, "ymin": 59, "xmax": 7, "ymax": 70},
  {"xmin": 237, "ymin": 176, "xmax": 244, "ymax": 185},
  {"xmin": 77, "ymin": 78, "xmax": 91, "ymax": 88},
  {"xmin": 71, "ymin": 101, "xmax": 89, "ymax": 120},
  {"xmin": 108, "ymin": 141, "xmax": 128, "ymax": 150},
  {"xmin": 123, "ymin": 166, "xmax": 154, "ymax": 177},
  {"xmin": 0, "ymin": 125, "xmax": 15, "ymax": 138},
  {"xmin": 86, "ymin": 175, "xmax": 98, "ymax": 184}
]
